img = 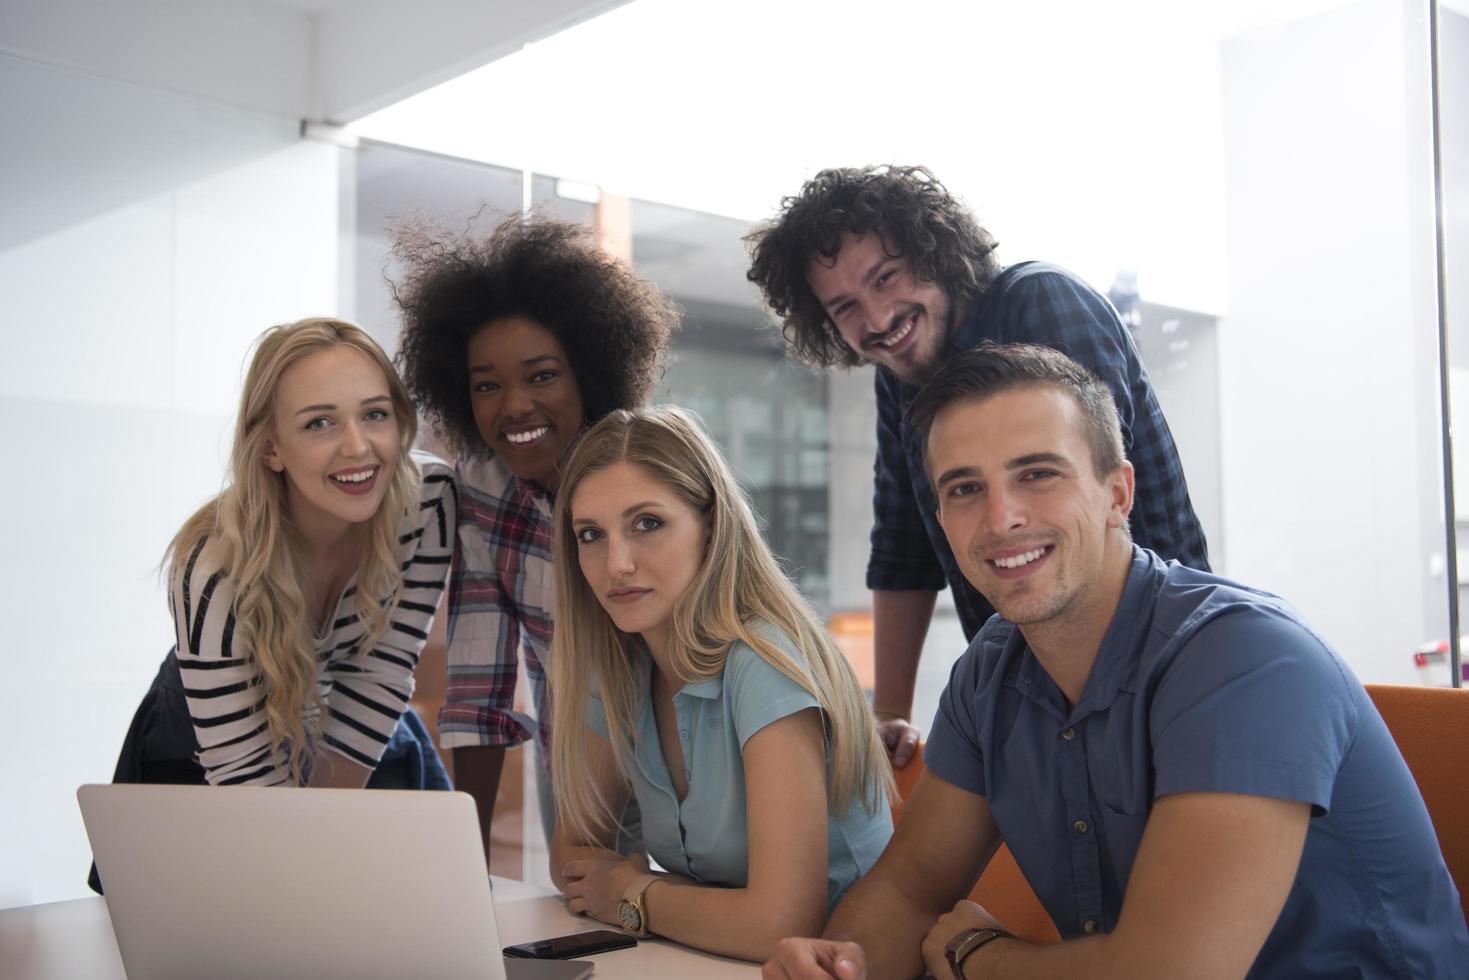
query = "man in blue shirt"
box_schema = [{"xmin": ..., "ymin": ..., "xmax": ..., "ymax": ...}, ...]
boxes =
[
  {"xmin": 746, "ymin": 166, "xmax": 1209, "ymax": 767},
  {"xmin": 763, "ymin": 344, "xmax": 1468, "ymax": 979}
]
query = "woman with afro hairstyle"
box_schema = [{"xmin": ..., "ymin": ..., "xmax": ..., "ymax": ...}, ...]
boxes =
[{"xmin": 394, "ymin": 216, "xmax": 679, "ymax": 863}]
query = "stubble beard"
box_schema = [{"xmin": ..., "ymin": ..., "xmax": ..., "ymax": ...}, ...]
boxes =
[{"xmin": 889, "ymin": 294, "xmax": 960, "ymax": 387}]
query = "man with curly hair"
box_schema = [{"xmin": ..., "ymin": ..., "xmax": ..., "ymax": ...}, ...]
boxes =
[
  {"xmin": 393, "ymin": 217, "xmax": 679, "ymax": 861},
  {"xmin": 746, "ymin": 166, "xmax": 1209, "ymax": 766}
]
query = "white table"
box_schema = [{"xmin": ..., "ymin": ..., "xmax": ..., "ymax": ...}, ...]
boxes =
[{"xmin": 0, "ymin": 877, "xmax": 760, "ymax": 979}]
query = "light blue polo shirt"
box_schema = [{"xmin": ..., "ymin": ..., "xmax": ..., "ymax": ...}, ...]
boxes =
[
  {"xmin": 587, "ymin": 623, "xmax": 892, "ymax": 914},
  {"xmin": 926, "ymin": 546, "xmax": 1469, "ymax": 977}
]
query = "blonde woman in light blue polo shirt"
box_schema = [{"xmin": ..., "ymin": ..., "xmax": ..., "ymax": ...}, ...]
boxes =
[{"xmin": 547, "ymin": 407, "xmax": 895, "ymax": 962}]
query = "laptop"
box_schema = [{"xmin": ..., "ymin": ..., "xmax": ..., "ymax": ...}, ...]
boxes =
[{"xmin": 78, "ymin": 784, "xmax": 594, "ymax": 980}]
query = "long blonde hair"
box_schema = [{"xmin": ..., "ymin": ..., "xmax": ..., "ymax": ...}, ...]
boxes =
[
  {"xmin": 550, "ymin": 406, "xmax": 894, "ymax": 842},
  {"xmin": 166, "ymin": 318, "xmax": 421, "ymax": 782}
]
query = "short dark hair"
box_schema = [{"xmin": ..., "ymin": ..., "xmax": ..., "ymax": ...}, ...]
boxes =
[
  {"xmin": 745, "ymin": 165, "xmax": 999, "ymax": 368},
  {"xmin": 393, "ymin": 217, "xmax": 680, "ymax": 456},
  {"xmin": 907, "ymin": 343, "xmax": 1126, "ymax": 480}
]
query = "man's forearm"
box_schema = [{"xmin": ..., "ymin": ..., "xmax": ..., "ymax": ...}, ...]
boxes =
[
  {"xmin": 824, "ymin": 862, "xmax": 938, "ymax": 980},
  {"xmin": 872, "ymin": 589, "xmax": 938, "ymax": 718},
  {"xmin": 452, "ymin": 745, "xmax": 506, "ymax": 866}
]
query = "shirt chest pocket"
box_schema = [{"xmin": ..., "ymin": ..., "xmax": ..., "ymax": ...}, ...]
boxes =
[{"xmin": 1094, "ymin": 801, "xmax": 1149, "ymax": 894}]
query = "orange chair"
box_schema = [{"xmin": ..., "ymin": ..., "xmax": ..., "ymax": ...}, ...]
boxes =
[
  {"xmin": 1365, "ymin": 684, "xmax": 1469, "ymax": 926},
  {"xmin": 891, "ymin": 747, "xmax": 1061, "ymax": 945}
]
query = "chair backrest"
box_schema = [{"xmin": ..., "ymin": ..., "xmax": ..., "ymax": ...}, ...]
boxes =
[
  {"xmin": 1365, "ymin": 684, "xmax": 1469, "ymax": 925},
  {"xmin": 892, "ymin": 747, "xmax": 1061, "ymax": 945}
]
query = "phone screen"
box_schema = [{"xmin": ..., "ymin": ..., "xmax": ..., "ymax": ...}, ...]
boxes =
[{"xmin": 503, "ymin": 929, "xmax": 638, "ymax": 959}]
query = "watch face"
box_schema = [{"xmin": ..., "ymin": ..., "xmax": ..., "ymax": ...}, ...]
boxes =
[{"xmin": 617, "ymin": 900, "xmax": 640, "ymax": 933}]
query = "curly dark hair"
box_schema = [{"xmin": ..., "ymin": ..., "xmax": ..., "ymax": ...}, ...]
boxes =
[
  {"xmin": 745, "ymin": 165, "xmax": 1000, "ymax": 369},
  {"xmin": 393, "ymin": 217, "xmax": 680, "ymax": 456}
]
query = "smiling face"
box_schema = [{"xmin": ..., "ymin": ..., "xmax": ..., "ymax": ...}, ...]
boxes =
[
  {"xmin": 263, "ymin": 344, "xmax": 400, "ymax": 538},
  {"xmin": 570, "ymin": 460, "xmax": 709, "ymax": 656},
  {"xmin": 929, "ymin": 386, "xmax": 1134, "ymax": 632},
  {"xmin": 807, "ymin": 231, "xmax": 955, "ymax": 384},
  {"xmin": 467, "ymin": 316, "xmax": 586, "ymax": 486}
]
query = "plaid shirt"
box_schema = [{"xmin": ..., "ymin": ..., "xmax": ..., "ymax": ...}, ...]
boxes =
[
  {"xmin": 439, "ymin": 454, "xmax": 554, "ymax": 755},
  {"xmin": 868, "ymin": 261, "xmax": 1211, "ymax": 639}
]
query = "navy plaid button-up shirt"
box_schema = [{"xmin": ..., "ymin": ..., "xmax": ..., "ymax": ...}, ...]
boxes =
[{"xmin": 866, "ymin": 261, "xmax": 1209, "ymax": 638}]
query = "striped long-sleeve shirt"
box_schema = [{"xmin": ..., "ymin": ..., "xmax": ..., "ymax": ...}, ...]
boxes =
[{"xmin": 170, "ymin": 452, "xmax": 457, "ymax": 785}]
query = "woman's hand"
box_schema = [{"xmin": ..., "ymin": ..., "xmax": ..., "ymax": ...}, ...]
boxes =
[{"xmin": 560, "ymin": 852, "xmax": 651, "ymax": 926}]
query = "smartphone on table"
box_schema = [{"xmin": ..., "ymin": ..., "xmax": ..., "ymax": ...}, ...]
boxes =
[{"xmin": 503, "ymin": 929, "xmax": 638, "ymax": 959}]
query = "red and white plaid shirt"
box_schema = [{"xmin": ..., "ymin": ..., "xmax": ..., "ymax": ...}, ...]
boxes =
[{"xmin": 439, "ymin": 454, "xmax": 554, "ymax": 756}]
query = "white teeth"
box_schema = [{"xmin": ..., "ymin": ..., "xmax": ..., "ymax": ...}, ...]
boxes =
[
  {"xmin": 993, "ymin": 547, "xmax": 1047, "ymax": 569},
  {"xmin": 877, "ymin": 315, "xmax": 916, "ymax": 348},
  {"xmin": 506, "ymin": 426, "xmax": 549, "ymax": 445},
  {"xmin": 332, "ymin": 468, "xmax": 375, "ymax": 484}
]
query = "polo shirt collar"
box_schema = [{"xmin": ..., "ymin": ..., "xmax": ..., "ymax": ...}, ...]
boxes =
[
  {"xmin": 1071, "ymin": 546, "xmax": 1158, "ymax": 717},
  {"xmin": 678, "ymin": 676, "xmax": 723, "ymax": 700},
  {"xmin": 1009, "ymin": 546, "xmax": 1158, "ymax": 723}
]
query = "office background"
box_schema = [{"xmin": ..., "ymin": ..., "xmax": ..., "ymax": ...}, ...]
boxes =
[{"xmin": 2, "ymin": 0, "xmax": 1465, "ymax": 907}]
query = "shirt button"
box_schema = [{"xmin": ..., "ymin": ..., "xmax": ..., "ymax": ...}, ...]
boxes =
[
  {"xmin": 679, "ymin": 729, "xmax": 688, "ymax": 739},
  {"xmin": 1073, "ymin": 819, "xmax": 1089, "ymax": 834},
  {"xmin": 1082, "ymin": 919, "xmax": 1099, "ymax": 934},
  {"xmin": 1061, "ymin": 727, "xmax": 1076, "ymax": 741}
]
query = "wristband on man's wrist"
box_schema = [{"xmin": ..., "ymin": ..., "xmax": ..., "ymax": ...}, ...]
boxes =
[{"xmin": 944, "ymin": 926, "xmax": 1013, "ymax": 978}]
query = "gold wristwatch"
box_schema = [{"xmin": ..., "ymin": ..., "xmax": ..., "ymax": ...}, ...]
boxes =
[
  {"xmin": 944, "ymin": 927, "xmax": 1012, "ymax": 977},
  {"xmin": 616, "ymin": 873, "xmax": 659, "ymax": 938}
]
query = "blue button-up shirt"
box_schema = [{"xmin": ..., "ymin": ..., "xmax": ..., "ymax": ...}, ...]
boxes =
[
  {"xmin": 926, "ymin": 548, "xmax": 1469, "ymax": 976},
  {"xmin": 867, "ymin": 262, "xmax": 1210, "ymax": 638},
  {"xmin": 587, "ymin": 624, "xmax": 892, "ymax": 914}
]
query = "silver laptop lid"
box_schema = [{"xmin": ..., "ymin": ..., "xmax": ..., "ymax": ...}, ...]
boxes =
[{"xmin": 78, "ymin": 784, "xmax": 506, "ymax": 980}]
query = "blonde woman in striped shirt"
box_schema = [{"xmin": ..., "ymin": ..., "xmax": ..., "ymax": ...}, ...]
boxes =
[{"xmin": 96, "ymin": 319, "xmax": 456, "ymax": 813}]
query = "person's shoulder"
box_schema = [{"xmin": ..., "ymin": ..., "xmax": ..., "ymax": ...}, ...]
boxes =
[
  {"xmin": 412, "ymin": 451, "xmax": 456, "ymax": 498},
  {"xmin": 987, "ymin": 260, "xmax": 1094, "ymax": 298},
  {"xmin": 1149, "ymin": 559, "xmax": 1347, "ymax": 688},
  {"xmin": 1149, "ymin": 558, "xmax": 1304, "ymax": 640},
  {"xmin": 947, "ymin": 613, "xmax": 1022, "ymax": 691},
  {"xmin": 453, "ymin": 453, "xmax": 525, "ymax": 515},
  {"xmin": 724, "ymin": 619, "xmax": 814, "ymax": 687},
  {"xmin": 453, "ymin": 451, "xmax": 507, "ymax": 489},
  {"xmin": 729, "ymin": 618, "xmax": 803, "ymax": 666},
  {"xmin": 171, "ymin": 531, "xmax": 226, "ymax": 590},
  {"xmin": 966, "ymin": 261, "xmax": 1118, "ymax": 349}
]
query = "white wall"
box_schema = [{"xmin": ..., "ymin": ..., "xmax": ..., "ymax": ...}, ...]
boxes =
[
  {"xmin": 0, "ymin": 54, "xmax": 342, "ymax": 908},
  {"xmin": 1217, "ymin": 0, "xmax": 1445, "ymax": 684}
]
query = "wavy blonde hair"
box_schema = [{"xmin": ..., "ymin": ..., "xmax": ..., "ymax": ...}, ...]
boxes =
[
  {"xmin": 550, "ymin": 406, "xmax": 894, "ymax": 843},
  {"xmin": 166, "ymin": 318, "xmax": 421, "ymax": 783}
]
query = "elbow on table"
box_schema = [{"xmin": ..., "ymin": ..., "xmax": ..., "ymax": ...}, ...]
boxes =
[{"xmin": 547, "ymin": 847, "xmax": 572, "ymax": 892}]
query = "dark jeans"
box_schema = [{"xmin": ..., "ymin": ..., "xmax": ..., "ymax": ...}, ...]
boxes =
[{"xmin": 88, "ymin": 650, "xmax": 450, "ymax": 893}]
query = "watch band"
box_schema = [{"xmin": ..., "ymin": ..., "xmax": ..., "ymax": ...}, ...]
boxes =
[
  {"xmin": 944, "ymin": 926, "xmax": 1013, "ymax": 978},
  {"xmin": 617, "ymin": 873, "xmax": 659, "ymax": 938}
]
